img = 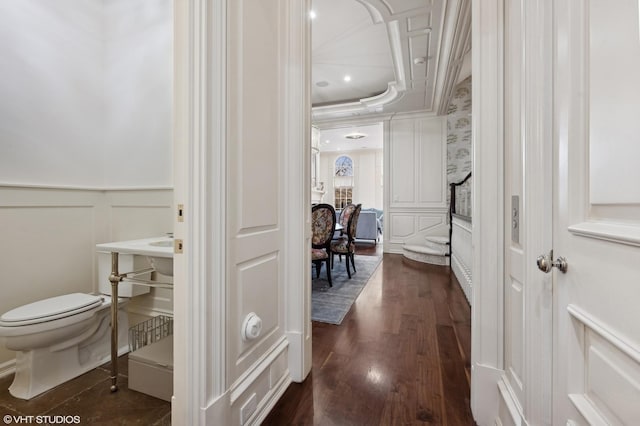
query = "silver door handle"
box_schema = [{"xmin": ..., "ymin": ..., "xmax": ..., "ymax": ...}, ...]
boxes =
[{"xmin": 536, "ymin": 250, "xmax": 568, "ymax": 274}]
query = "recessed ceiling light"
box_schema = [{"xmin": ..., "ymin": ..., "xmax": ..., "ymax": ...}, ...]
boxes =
[
  {"xmin": 345, "ymin": 132, "xmax": 367, "ymax": 140},
  {"xmin": 343, "ymin": 75, "xmax": 351, "ymax": 82},
  {"xmin": 325, "ymin": 140, "xmax": 330, "ymax": 144},
  {"xmin": 309, "ymin": 10, "xmax": 316, "ymax": 19}
]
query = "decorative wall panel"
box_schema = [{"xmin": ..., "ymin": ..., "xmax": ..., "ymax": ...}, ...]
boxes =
[
  {"xmin": 237, "ymin": 254, "xmax": 279, "ymax": 360},
  {"xmin": 588, "ymin": 0, "xmax": 640, "ymax": 205},
  {"xmin": 385, "ymin": 114, "xmax": 447, "ymax": 253},
  {"xmin": 568, "ymin": 306, "xmax": 640, "ymax": 424}
]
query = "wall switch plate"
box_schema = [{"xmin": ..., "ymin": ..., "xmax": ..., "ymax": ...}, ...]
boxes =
[{"xmin": 511, "ymin": 195, "xmax": 519, "ymax": 243}]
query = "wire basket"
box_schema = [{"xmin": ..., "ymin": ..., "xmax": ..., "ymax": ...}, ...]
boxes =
[{"xmin": 128, "ymin": 315, "xmax": 174, "ymax": 352}]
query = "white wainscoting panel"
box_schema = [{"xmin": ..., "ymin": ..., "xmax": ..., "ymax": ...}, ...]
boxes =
[
  {"xmin": 389, "ymin": 115, "xmax": 446, "ymax": 208},
  {"xmin": 385, "ymin": 114, "xmax": 447, "ymax": 254},
  {"xmin": 386, "ymin": 210, "xmax": 447, "ymax": 253},
  {"xmin": 391, "ymin": 214, "xmax": 418, "ymax": 238},
  {"xmin": 105, "ymin": 190, "xmax": 173, "ymax": 317},
  {"xmin": 389, "ymin": 119, "xmax": 417, "ymax": 204},
  {"xmin": 0, "ymin": 186, "xmax": 173, "ymax": 368},
  {"xmin": 567, "ymin": 305, "xmax": 640, "ymax": 425},
  {"xmin": 0, "ymin": 188, "xmax": 100, "ymax": 367},
  {"xmin": 237, "ymin": 253, "xmax": 280, "ymax": 363}
]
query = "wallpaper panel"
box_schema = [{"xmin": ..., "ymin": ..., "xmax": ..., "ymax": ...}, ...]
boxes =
[{"xmin": 446, "ymin": 76, "xmax": 472, "ymax": 216}]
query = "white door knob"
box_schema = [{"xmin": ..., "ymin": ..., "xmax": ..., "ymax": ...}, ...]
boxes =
[{"xmin": 242, "ymin": 312, "xmax": 262, "ymax": 341}]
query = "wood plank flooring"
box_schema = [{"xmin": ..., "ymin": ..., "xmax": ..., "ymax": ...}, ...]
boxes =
[
  {"xmin": 0, "ymin": 355, "xmax": 170, "ymax": 425},
  {"xmin": 263, "ymin": 250, "xmax": 474, "ymax": 425}
]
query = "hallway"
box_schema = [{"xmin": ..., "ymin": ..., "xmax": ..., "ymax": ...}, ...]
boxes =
[{"xmin": 264, "ymin": 251, "xmax": 473, "ymax": 425}]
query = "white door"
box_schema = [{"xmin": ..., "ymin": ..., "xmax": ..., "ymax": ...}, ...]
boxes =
[{"xmin": 552, "ymin": 0, "xmax": 640, "ymax": 423}]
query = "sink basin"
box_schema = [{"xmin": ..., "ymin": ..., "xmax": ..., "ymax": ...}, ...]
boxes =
[{"xmin": 96, "ymin": 237, "xmax": 174, "ymax": 277}]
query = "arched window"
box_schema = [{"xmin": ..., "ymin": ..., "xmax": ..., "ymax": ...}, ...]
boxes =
[{"xmin": 334, "ymin": 156, "xmax": 354, "ymax": 208}]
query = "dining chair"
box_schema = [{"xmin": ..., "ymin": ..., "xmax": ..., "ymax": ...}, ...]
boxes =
[
  {"xmin": 311, "ymin": 203, "xmax": 337, "ymax": 286},
  {"xmin": 330, "ymin": 204, "xmax": 361, "ymax": 279}
]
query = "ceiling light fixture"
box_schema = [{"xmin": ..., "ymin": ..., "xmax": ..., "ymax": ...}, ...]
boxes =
[
  {"xmin": 343, "ymin": 75, "xmax": 351, "ymax": 82},
  {"xmin": 309, "ymin": 10, "xmax": 316, "ymax": 19},
  {"xmin": 413, "ymin": 56, "xmax": 426, "ymax": 65},
  {"xmin": 345, "ymin": 132, "xmax": 367, "ymax": 140}
]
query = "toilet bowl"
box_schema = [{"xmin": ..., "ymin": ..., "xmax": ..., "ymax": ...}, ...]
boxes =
[{"xmin": 0, "ymin": 293, "xmax": 128, "ymax": 400}]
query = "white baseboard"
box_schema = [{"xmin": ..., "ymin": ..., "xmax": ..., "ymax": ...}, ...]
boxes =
[
  {"xmin": 0, "ymin": 359, "xmax": 15, "ymax": 379},
  {"xmin": 451, "ymin": 252, "xmax": 472, "ymax": 304},
  {"xmin": 497, "ymin": 376, "xmax": 526, "ymax": 426},
  {"xmin": 250, "ymin": 372, "xmax": 292, "ymax": 425},
  {"xmin": 204, "ymin": 337, "xmax": 290, "ymax": 425},
  {"xmin": 471, "ymin": 363, "xmax": 504, "ymax": 426}
]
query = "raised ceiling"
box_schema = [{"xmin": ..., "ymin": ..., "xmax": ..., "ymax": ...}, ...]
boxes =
[
  {"xmin": 317, "ymin": 123, "xmax": 384, "ymax": 152},
  {"xmin": 311, "ymin": 0, "xmax": 394, "ymax": 106},
  {"xmin": 311, "ymin": 0, "xmax": 471, "ymax": 122}
]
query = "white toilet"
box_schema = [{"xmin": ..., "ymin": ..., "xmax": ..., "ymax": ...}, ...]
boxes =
[{"xmin": 0, "ymin": 292, "xmax": 128, "ymax": 400}]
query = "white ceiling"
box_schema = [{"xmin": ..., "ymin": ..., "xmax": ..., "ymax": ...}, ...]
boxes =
[
  {"xmin": 311, "ymin": 0, "xmax": 471, "ymax": 121},
  {"xmin": 317, "ymin": 123, "xmax": 383, "ymax": 152},
  {"xmin": 311, "ymin": 0, "xmax": 394, "ymax": 106}
]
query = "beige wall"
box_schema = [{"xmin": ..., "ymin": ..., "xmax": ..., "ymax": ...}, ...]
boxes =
[{"xmin": 319, "ymin": 149, "xmax": 383, "ymax": 210}]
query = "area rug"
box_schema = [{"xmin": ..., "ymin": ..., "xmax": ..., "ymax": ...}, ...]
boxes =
[{"xmin": 311, "ymin": 254, "xmax": 382, "ymax": 325}]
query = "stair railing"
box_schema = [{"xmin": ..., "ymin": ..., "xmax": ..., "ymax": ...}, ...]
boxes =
[{"xmin": 448, "ymin": 172, "xmax": 472, "ymax": 257}]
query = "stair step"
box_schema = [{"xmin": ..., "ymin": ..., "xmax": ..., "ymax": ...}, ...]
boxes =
[
  {"xmin": 425, "ymin": 236, "xmax": 449, "ymax": 245},
  {"xmin": 403, "ymin": 245, "xmax": 446, "ymax": 255},
  {"xmin": 402, "ymin": 244, "xmax": 449, "ymax": 266}
]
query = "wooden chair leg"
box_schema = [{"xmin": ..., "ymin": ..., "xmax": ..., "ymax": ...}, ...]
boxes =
[
  {"xmin": 350, "ymin": 252, "xmax": 356, "ymax": 273},
  {"xmin": 345, "ymin": 254, "xmax": 351, "ymax": 279},
  {"xmin": 315, "ymin": 261, "xmax": 321, "ymax": 278},
  {"xmin": 326, "ymin": 258, "xmax": 332, "ymax": 287}
]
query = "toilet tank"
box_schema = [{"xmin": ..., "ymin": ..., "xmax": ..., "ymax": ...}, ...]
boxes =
[{"xmin": 97, "ymin": 252, "xmax": 150, "ymax": 297}]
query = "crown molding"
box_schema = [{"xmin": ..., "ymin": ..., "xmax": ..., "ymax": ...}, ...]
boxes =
[{"xmin": 436, "ymin": 0, "xmax": 472, "ymax": 115}]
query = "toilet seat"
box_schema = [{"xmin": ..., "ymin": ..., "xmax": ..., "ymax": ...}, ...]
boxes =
[{"xmin": 0, "ymin": 293, "xmax": 103, "ymax": 327}]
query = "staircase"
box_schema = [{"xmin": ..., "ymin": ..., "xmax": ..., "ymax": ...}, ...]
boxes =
[{"xmin": 402, "ymin": 236, "xmax": 450, "ymax": 266}]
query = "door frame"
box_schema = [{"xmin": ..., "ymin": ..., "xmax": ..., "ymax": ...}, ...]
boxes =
[
  {"xmin": 470, "ymin": 0, "xmax": 506, "ymax": 422},
  {"xmin": 472, "ymin": 0, "xmax": 553, "ymax": 424}
]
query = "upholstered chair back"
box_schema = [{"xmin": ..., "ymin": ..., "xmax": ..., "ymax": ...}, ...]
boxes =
[{"xmin": 311, "ymin": 203, "xmax": 336, "ymax": 248}]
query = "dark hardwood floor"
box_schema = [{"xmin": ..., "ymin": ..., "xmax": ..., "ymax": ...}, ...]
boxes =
[
  {"xmin": 264, "ymin": 247, "xmax": 474, "ymax": 425},
  {"xmin": 0, "ymin": 354, "xmax": 170, "ymax": 425}
]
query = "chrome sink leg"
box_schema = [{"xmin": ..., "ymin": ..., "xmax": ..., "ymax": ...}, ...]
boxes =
[{"xmin": 108, "ymin": 252, "xmax": 121, "ymax": 392}]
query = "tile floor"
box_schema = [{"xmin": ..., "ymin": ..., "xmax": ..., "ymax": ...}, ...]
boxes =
[{"xmin": 0, "ymin": 355, "xmax": 170, "ymax": 425}]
